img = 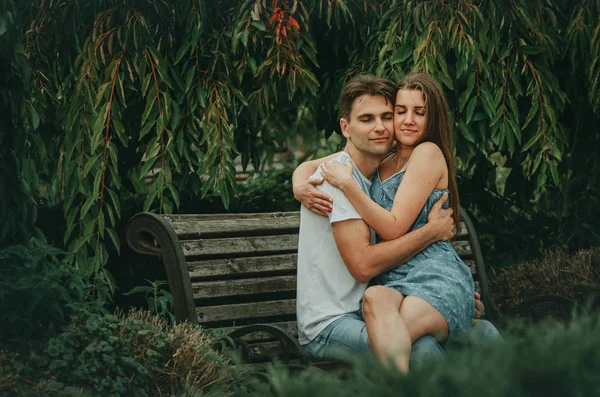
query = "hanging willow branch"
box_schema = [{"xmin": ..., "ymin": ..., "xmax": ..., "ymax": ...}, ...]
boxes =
[{"xmin": 4, "ymin": 0, "xmax": 597, "ymax": 291}]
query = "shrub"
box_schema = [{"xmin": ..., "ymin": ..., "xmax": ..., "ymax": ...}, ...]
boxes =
[
  {"xmin": 43, "ymin": 310, "xmax": 245, "ymax": 396},
  {"xmin": 180, "ymin": 167, "xmax": 298, "ymax": 215},
  {"xmin": 253, "ymin": 312, "xmax": 600, "ymax": 397},
  {"xmin": 490, "ymin": 247, "xmax": 600, "ymax": 314},
  {"xmin": 0, "ymin": 238, "xmax": 100, "ymax": 346}
]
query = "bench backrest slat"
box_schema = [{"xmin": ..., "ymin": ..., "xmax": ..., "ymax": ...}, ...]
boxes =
[
  {"xmin": 181, "ymin": 235, "xmax": 298, "ymax": 258},
  {"xmin": 167, "ymin": 213, "xmax": 299, "ymax": 238},
  {"xmin": 192, "ymin": 275, "xmax": 297, "ymax": 299},
  {"xmin": 188, "ymin": 254, "xmax": 297, "ymax": 279},
  {"xmin": 196, "ymin": 299, "xmax": 297, "ymax": 325}
]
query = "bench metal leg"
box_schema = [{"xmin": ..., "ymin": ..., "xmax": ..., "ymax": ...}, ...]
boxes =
[{"xmin": 226, "ymin": 324, "xmax": 310, "ymax": 367}]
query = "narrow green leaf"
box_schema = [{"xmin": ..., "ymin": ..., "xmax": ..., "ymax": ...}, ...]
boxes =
[
  {"xmin": 98, "ymin": 212, "xmax": 105, "ymax": 238},
  {"xmin": 168, "ymin": 184, "xmax": 180, "ymax": 208},
  {"xmin": 174, "ymin": 41, "xmax": 192, "ymax": 65},
  {"xmin": 80, "ymin": 195, "xmax": 97, "ymax": 220},
  {"xmin": 185, "ymin": 67, "xmax": 195, "ymax": 93},
  {"xmin": 29, "ymin": 104, "xmax": 40, "ymax": 130},
  {"xmin": 549, "ymin": 161, "xmax": 560, "ymax": 187},
  {"xmin": 522, "ymin": 101, "xmax": 539, "ymax": 130},
  {"xmin": 522, "ymin": 133, "xmax": 542, "ymax": 151},
  {"xmin": 466, "ymin": 97, "xmax": 477, "ymax": 123},
  {"xmin": 107, "ymin": 227, "xmax": 121, "ymax": 254},
  {"xmin": 390, "ymin": 44, "xmax": 412, "ymax": 65},
  {"xmin": 108, "ymin": 189, "xmax": 121, "ymax": 218},
  {"xmin": 251, "ymin": 21, "xmax": 266, "ymax": 31},
  {"xmin": 143, "ymin": 190, "xmax": 158, "ymax": 212}
]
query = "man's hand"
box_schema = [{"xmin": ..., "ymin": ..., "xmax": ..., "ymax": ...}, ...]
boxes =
[
  {"xmin": 426, "ymin": 192, "xmax": 454, "ymax": 241},
  {"xmin": 293, "ymin": 177, "xmax": 333, "ymax": 217},
  {"xmin": 474, "ymin": 292, "xmax": 484, "ymax": 319}
]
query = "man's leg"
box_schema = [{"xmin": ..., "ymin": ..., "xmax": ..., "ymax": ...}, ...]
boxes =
[
  {"xmin": 362, "ymin": 285, "xmax": 412, "ymax": 373},
  {"xmin": 303, "ymin": 313, "xmax": 369, "ymax": 362},
  {"xmin": 446, "ymin": 319, "xmax": 503, "ymax": 349},
  {"xmin": 410, "ymin": 335, "xmax": 446, "ymax": 364}
]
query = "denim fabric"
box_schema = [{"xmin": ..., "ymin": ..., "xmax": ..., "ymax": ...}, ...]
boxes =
[
  {"xmin": 304, "ymin": 315, "xmax": 502, "ymax": 364},
  {"xmin": 303, "ymin": 312, "xmax": 369, "ymax": 362}
]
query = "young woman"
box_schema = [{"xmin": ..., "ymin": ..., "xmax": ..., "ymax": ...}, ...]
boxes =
[{"xmin": 296, "ymin": 74, "xmax": 474, "ymax": 370}]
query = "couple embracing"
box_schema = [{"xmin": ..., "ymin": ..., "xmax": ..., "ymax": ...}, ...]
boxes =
[{"xmin": 292, "ymin": 74, "xmax": 501, "ymax": 372}]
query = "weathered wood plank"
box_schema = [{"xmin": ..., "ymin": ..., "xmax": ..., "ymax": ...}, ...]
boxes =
[
  {"xmin": 456, "ymin": 222, "xmax": 468, "ymax": 238},
  {"xmin": 181, "ymin": 234, "xmax": 298, "ymax": 258},
  {"xmin": 452, "ymin": 240, "xmax": 473, "ymax": 257},
  {"xmin": 197, "ymin": 299, "xmax": 297, "ymax": 323},
  {"xmin": 169, "ymin": 214, "xmax": 300, "ymax": 238},
  {"xmin": 184, "ymin": 236, "xmax": 467, "ymax": 259},
  {"xmin": 192, "ymin": 275, "xmax": 296, "ymax": 299},
  {"xmin": 188, "ymin": 254, "xmax": 297, "ymax": 279},
  {"xmin": 164, "ymin": 212, "xmax": 298, "ymax": 222},
  {"xmin": 464, "ymin": 259, "xmax": 477, "ymax": 276},
  {"xmin": 170, "ymin": 216, "xmax": 467, "ymax": 240}
]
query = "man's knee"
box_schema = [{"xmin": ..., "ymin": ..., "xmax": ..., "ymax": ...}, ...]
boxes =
[
  {"xmin": 362, "ymin": 286, "xmax": 402, "ymax": 318},
  {"xmin": 471, "ymin": 320, "xmax": 503, "ymax": 343},
  {"xmin": 410, "ymin": 335, "xmax": 445, "ymax": 364},
  {"xmin": 447, "ymin": 319, "xmax": 503, "ymax": 349}
]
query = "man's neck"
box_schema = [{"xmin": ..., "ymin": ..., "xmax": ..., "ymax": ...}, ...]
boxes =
[{"xmin": 343, "ymin": 144, "xmax": 380, "ymax": 180}]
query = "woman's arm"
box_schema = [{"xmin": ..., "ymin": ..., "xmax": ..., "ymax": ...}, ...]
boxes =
[
  {"xmin": 321, "ymin": 143, "xmax": 446, "ymax": 240},
  {"xmin": 292, "ymin": 152, "xmax": 340, "ymax": 216}
]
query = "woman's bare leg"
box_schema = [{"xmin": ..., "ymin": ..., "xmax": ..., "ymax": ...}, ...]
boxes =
[
  {"xmin": 362, "ymin": 286, "xmax": 412, "ymax": 373},
  {"xmin": 398, "ymin": 296, "xmax": 449, "ymax": 343}
]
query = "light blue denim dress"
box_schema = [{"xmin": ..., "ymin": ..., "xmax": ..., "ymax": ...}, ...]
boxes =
[{"xmin": 370, "ymin": 168, "xmax": 475, "ymax": 334}]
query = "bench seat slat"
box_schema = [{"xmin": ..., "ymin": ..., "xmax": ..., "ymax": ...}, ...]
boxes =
[
  {"xmin": 192, "ymin": 275, "xmax": 296, "ymax": 299},
  {"xmin": 188, "ymin": 254, "xmax": 297, "ymax": 279},
  {"xmin": 197, "ymin": 299, "xmax": 296, "ymax": 323},
  {"xmin": 170, "ymin": 215, "xmax": 299, "ymax": 238},
  {"xmin": 182, "ymin": 235, "xmax": 298, "ymax": 258}
]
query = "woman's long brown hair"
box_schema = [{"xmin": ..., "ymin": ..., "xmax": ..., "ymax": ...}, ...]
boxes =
[{"xmin": 397, "ymin": 73, "xmax": 461, "ymax": 233}]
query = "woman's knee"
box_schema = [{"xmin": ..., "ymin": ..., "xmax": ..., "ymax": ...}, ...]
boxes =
[{"xmin": 362, "ymin": 286, "xmax": 403, "ymax": 318}]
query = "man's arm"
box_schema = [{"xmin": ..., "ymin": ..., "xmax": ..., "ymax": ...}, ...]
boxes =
[
  {"xmin": 332, "ymin": 193, "xmax": 453, "ymax": 283},
  {"xmin": 292, "ymin": 153, "xmax": 339, "ymax": 216}
]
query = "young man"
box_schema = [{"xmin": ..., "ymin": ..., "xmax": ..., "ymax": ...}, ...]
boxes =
[{"xmin": 295, "ymin": 75, "xmax": 501, "ymax": 369}]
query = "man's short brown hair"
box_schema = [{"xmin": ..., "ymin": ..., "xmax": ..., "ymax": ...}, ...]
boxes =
[{"xmin": 339, "ymin": 75, "xmax": 397, "ymax": 121}]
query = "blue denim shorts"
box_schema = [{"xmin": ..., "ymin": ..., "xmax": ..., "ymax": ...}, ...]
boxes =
[{"xmin": 303, "ymin": 312, "xmax": 369, "ymax": 362}]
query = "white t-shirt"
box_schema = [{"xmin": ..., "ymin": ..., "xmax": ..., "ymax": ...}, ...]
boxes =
[{"xmin": 296, "ymin": 152, "xmax": 374, "ymax": 345}]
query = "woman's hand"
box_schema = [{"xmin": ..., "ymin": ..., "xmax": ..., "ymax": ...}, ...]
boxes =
[
  {"xmin": 474, "ymin": 292, "xmax": 484, "ymax": 319},
  {"xmin": 293, "ymin": 178, "xmax": 333, "ymax": 217},
  {"xmin": 321, "ymin": 159, "xmax": 355, "ymax": 191}
]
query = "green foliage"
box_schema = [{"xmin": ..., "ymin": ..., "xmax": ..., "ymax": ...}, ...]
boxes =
[
  {"xmin": 246, "ymin": 312, "xmax": 600, "ymax": 397},
  {"xmin": 2, "ymin": 303, "xmax": 600, "ymax": 396},
  {"xmin": 0, "ymin": 0, "xmax": 38, "ymax": 246},
  {"xmin": 1, "ymin": 310, "xmax": 249, "ymax": 397},
  {"xmin": 0, "ymin": 238, "xmax": 102, "ymax": 345},
  {"xmin": 182, "ymin": 166, "xmax": 299, "ymax": 214},
  {"xmin": 1, "ymin": 0, "xmax": 599, "ymax": 281},
  {"xmin": 124, "ymin": 279, "xmax": 175, "ymax": 323}
]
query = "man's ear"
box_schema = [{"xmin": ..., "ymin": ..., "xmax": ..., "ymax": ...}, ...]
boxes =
[{"xmin": 340, "ymin": 118, "xmax": 350, "ymax": 139}]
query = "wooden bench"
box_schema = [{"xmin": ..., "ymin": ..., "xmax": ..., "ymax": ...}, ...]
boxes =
[{"xmin": 125, "ymin": 208, "xmax": 498, "ymax": 368}]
